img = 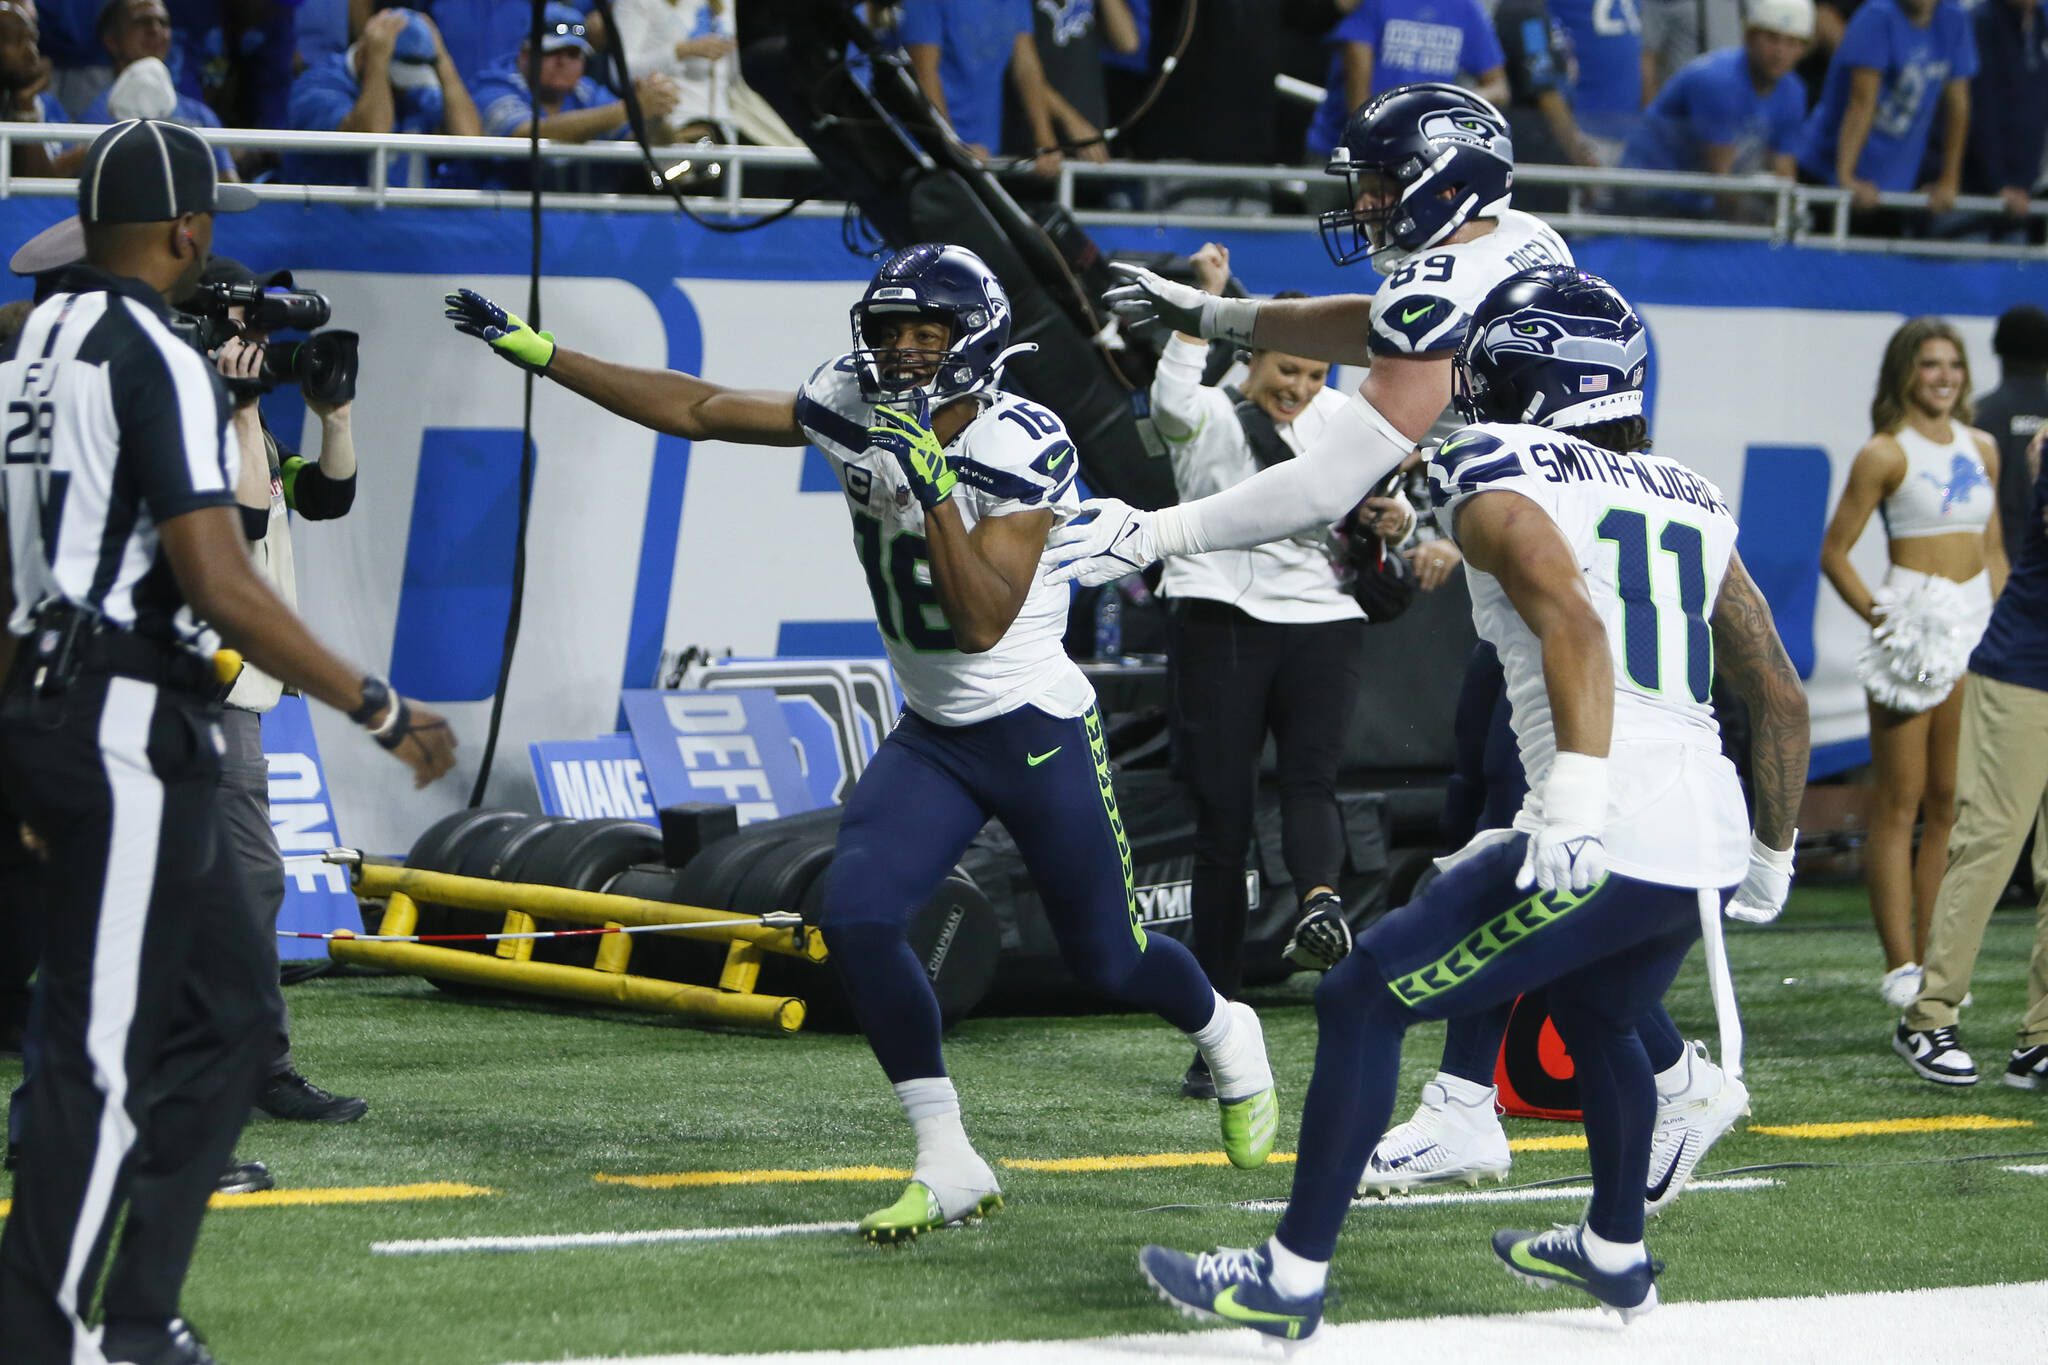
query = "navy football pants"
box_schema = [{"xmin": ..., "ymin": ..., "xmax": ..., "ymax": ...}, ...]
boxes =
[
  {"xmin": 1276, "ymin": 835, "xmax": 1725, "ymax": 1260},
  {"xmin": 1437, "ymin": 643, "xmax": 1686, "ymax": 1086},
  {"xmin": 821, "ymin": 704, "xmax": 1215, "ymax": 1083}
]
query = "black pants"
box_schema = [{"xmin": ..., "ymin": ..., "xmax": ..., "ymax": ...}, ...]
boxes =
[
  {"xmin": 0, "ymin": 672, "xmax": 270, "ymax": 1363},
  {"xmin": 1167, "ymin": 601, "xmax": 1366, "ymax": 999}
]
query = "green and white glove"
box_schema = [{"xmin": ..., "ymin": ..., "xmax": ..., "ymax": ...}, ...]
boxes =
[
  {"xmin": 443, "ymin": 287, "xmax": 556, "ymax": 374},
  {"xmin": 869, "ymin": 399, "xmax": 957, "ymax": 509}
]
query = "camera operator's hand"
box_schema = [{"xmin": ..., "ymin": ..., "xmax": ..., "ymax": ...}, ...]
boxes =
[
  {"xmin": 215, "ymin": 335, "xmax": 265, "ymax": 406},
  {"xmin": 444, "ymin": 288, "xmax": 555, "ymax": 373}
]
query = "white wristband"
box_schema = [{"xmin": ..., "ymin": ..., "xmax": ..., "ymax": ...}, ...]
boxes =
[
  {"xmin": 1202, "ymin": 295, "xmax": 1260, "ymax": 348},
  {"xmin": 1541, "ymin": 751, "xmax": 1609, "ymax": 830},
  {"xmin": 1750, "ymin": 831, "xmax": 1797, "ymax": 873}
]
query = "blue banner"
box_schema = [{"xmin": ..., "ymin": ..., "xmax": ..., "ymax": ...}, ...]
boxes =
[
  {"xmin": 259, "ymin": 695, "xmax": 362, "ymax": 958},
  {"xmin": 619, "ymin": 688, "xmax": 815, "ymax": 825},
  {"xmin": 530, "ymin": 734, "xmax": 659, "ymax": 824}
]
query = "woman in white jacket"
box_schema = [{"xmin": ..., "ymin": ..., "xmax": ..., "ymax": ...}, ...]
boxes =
[{"xmin": 1153, "ymin": 243, "xmax": 1414, "ymax": 1098}]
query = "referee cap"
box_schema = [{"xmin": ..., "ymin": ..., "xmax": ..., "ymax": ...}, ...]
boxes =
[{"xmin": 78, "ymin": 119, "xmax": 258, "ymax": 226}]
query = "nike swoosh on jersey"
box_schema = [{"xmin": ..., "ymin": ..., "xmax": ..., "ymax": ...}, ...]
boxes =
[
  {"xmin": 1027, "ymin": 747, "xmax": 1061, "ymax": 766},
  {"xmin": 1645, "ymin": 1140, "xmax": 1688, "ymax": 1203},
  {"xmin": 1213, "ymin": 1285, "xmax": 1305, "ymax": 1333}
]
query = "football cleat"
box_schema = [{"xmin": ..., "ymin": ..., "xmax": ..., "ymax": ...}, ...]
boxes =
[
  {"xmin": 1139, "ymin": 1244, "xmax": 1323, "ymax": 1342},
  {"xmin": 1645, "ymin": 1042, "xmax": 1750, "ymax": 1215},
  {"xmin": 858, "ymin": 1179, "xmax": 1002, "ymax": 1245},
  {"xmin": 1212, "ymin": 1002, "xmax": 1279, "ymax": 1169},
  {"xmin": 1492, "ymin": 1224, "xmax": 1661, "ymax": 1322},
  {"xmin": 1360, "ymin": 1075, "xmax": 1511, "ymax": 1195}
]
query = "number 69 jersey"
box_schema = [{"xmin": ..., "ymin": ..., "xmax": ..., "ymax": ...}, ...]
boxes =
[
  {"xmin": 795, "ymin": 355, "xmax": 1096, "ymax": 728},
  {"xmin": 1429, "ymin": 423, "xmax": 1751, "ymax": 890}
]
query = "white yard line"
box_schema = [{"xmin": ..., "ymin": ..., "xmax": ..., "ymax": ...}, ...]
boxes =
[
  {"xmin": 507, "ymin": 1280, "xmax": 2048, "ymax": 1364},
  {"xmin": 372, "ymin": 1221, "xmax": 858, "ymax": 1256},
  {"xmin": 1237, "ymin": 1174, "xmax": 1779, "ymax": 1213},
  {"xmin": 2003, "ymin": 1163, "xmax": 2048, "ymax": 1176}
]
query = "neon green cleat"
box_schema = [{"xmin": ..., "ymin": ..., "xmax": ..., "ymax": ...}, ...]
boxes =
[
  {"xmin": 1219, "ymin": 1087, "xmax": 1280, "ymax": 1169},
  {"xmin": 858, "ymin": 1180, "xmax": 1003, "ymax": 1244}
]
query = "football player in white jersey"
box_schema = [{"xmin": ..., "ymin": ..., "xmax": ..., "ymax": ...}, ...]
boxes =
[
  {"xmin": 1060, "ymin": 81, "xmax": 1747, "ymax": 1203},
  {"xmin": 443, "ymin": 243, "xmax": 1278, "ymax": 1244},
  {"xmin": 1136, "ymin": 268, "xmax": 1809, "ymax": 1340}
]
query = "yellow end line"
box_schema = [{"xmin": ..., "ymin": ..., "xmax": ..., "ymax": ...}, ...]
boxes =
[
  {"xmin": 597, "ymin": 1166, "xmax": 911, "ymax": 1189},
  {"xmin": 1748, "ymin": 1115, "xmax": 2035, "ymax": 1139},
  {"xmin": 0, "ymin": 1182, "xmax": 496, "ymax": 1218}
]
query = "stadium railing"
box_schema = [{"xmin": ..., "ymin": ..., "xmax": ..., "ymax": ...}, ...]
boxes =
[{"xmin": 2, "ymin": 123, "xmax": 2042, "ymax": 261}]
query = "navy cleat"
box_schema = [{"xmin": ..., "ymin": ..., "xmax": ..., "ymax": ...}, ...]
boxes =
[
  {"xmin": 1138, "ymin": 1244, "xmax": 1323, "ymax": 1342},
  {"xmin": 1491, "ymin": 1224, "xmax": 1661, "ymax": 1322}
]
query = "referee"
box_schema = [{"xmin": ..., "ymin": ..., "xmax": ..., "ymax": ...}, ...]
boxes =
[{"xmin": 0, "ymin": 120, "xmax": 455, "ymax": 1365}]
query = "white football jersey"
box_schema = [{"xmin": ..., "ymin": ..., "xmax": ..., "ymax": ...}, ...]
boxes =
[
  {"xmin": 1429, "ymin": 423, "xmax": 1751, "ymax": 888},
  {"xmin": 796, "ymin": 356, "xmax": 1094, "ymax": 727},
  {"xmin": 1368, "ymin": 209, "xmax": 1573, "ymax": 359}
]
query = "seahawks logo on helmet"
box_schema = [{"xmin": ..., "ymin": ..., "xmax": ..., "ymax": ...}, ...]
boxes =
[
  {"xmin": 1479, "ymin": 309, "xmax": 1648, "ymax": 382},
  {"xmin": 1418, "ymin": 109, "xmax": 1504, "ymax": 151}
]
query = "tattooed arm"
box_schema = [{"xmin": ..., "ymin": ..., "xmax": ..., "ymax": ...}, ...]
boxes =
[{"xmin": 1712, "ymin": 551, "xmax": 1809, "ymax": 848}]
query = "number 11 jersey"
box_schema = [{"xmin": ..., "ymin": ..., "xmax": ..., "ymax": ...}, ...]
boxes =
[
  {"xmin": 1430, "ymin": 422, "xmax": 1751, "ymax": 889},
  {"xmin": 796, "ymin": 355, "xmax": 1094, "ymax": 727}
]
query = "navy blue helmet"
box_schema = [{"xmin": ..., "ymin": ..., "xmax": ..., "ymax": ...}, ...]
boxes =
[
  {"xmin": 1454, "ymin": 266, "xmax": 1649, "ymax": 430},
  {"xmin": 1319, "ymin": 84, "xmax": 1514, "ymax": 268},
  {"xmin": 849, "ymin": 243, "xmax": 1031, "ymax": 406}
]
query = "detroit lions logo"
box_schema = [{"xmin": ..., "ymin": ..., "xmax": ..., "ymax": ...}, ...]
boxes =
[
  {"xmin": 1921, "ymin": 452, "xmax": 1991, "ymax": 516},
  {"xmin": 1036, "ymin": 0, "xmax": 1094, "ymax": 46},
  {"xmin": 1480, "ymin": 307, "xmax": 1648, "ymax": 379}
]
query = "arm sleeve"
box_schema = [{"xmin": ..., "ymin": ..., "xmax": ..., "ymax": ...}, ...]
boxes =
[
  {"xmin": 281, "ymin": 456, "xmax": 357, "ymax": 520},
  {"xmin": 113, "ymin": 326, "xmax": 236, "ymax": 523},
  {"xmin": 1152, "ymin": 387, "xmax": 1414, "ymax": 556},
  {"xmin": 1148, "ymin": 334, "xmax": 1222, "ymax": 441}
]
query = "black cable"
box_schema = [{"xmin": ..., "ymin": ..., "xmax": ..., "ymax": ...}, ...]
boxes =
[{"xmin": 465, "ymin": 0, "xmax": 548, "ymax": 808}]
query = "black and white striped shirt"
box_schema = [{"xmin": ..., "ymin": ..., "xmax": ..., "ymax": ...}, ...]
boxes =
[{"xmin": 0, "ymin": 265, "xmax": 235, "ymax": 651}]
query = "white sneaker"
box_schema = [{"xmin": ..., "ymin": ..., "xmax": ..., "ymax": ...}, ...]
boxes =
[
  {"xmin": 1893, "ymin": 1020, "xmax": 1978, "ymax": 1086},
  {"xmin": 1644, "ymin": 1041, "xmax": 1751, "ymax": 1216},
  {"xmin": 1879, "ymin": 963, "xmax": 1924, "ymax": 1010},
  {"xmin": 1359, "ymin": 1074, "xmax": 1511, "ymax": 1195}
]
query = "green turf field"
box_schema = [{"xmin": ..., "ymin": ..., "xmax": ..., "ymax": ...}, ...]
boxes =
[{"xmin": 5, "ymin": 883, "xmax": 2047, "ymax": 1362}]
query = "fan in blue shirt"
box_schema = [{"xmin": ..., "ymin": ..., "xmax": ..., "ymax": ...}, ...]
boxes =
[
  {"xmin": 1549, "ymin": 0, "xmax": 1645, "ymax": 155},
  {"xmin": 901, "ymin": 0, "xmax": 1062, "ymax": 175},
  {"xmin": 284, "ymin": 7, "xmax": 479, "ymax": 187},
  {"xmin": 1305, "ymin": 0, "xmax": 1509, "ymax": 159},
  {"xmin": 1796, "ymin": 0, "xmax": 1977, "ymax": 204},
  {"xmin": 1620, "ymin": 0, "xmax": 1812, "ymax": 216}
]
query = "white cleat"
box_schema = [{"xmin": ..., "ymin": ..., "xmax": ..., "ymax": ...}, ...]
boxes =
[
  {"xmin": 1645, "ymin": 1041, "xmax": 1751, "ymax": 1215},
  {"xmin": 1360, "ymin": 1074, "xmax": 1512, "ymax": 1196}
]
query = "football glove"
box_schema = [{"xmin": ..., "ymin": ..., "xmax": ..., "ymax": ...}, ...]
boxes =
[
  {"xmin": 1042, "ymin": 497, "xmax": 1158, "ymax": 587},
  {"xmin": 1102, "ymin": 262, "xmax": 1258, "ymax": 346},
  {"xmin": 1284, "ymin": 890, "xmax": 1353, "ymax": 972},
  {"xmin": 444, "ymin": 287, "xmax": 555, "ymax": 374},
  {"xmin": 1516, "ymin": 751, "xmax": 1609, "ymax": 894},
  {"xmin": 1725, "ymin": 832, "xmax": 1796, "ymax": 924},
  {"xmin": 867, "ymin": 399, "xmax": 956, "ymax": 509}
]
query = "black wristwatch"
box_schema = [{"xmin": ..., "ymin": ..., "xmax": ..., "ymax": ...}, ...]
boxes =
[{"xmin": 348, "ymin": 675, "xmax": 392, "ymax": 727}]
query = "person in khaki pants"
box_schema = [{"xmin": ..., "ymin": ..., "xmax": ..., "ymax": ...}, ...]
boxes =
[{"xmin": 1897, "ymin": 429, "xmax": 2048, "ymax": 1089}]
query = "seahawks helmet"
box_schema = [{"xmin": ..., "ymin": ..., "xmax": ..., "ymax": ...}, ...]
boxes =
[
  {"xmin": 1454, "ymin": 266, "xmax": 1649, "ymax": 430},
  {"xmin": 1320, "ymin": 84, "xmax": 1514, "ymax": 268},
  {"xmin": 849, "ymin": 243, "xmax": 1034, "ymax": 406}
]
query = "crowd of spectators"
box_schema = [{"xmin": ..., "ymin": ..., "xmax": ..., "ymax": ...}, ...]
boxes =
[{"xmin": 0, "ymin": 0, "xmax": 2035, "ymax": 235}]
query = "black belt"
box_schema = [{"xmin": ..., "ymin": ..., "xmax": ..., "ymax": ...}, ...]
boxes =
[{"xmin": 16, "ymin": 605, "xmax": 224, "ymax": 700}]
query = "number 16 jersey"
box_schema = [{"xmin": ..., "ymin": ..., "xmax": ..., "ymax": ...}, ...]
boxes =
[
  {"xmin": 796, "ymin": 355, "xmax": 1095, "ymax": 727},
  {"xmin": 1430, "ymin": 422, "xmax": 1751, "ymax": 889}
]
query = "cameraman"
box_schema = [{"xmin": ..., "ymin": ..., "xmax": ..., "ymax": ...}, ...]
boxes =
[{"xmin": 182, "ymin": 255, "xmax": 366, "ymax": 1125}]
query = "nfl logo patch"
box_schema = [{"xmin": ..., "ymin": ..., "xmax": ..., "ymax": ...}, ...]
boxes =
[{"xmin": 1578, "ymin": 374, "xmax": 1610, "ymax": 393}]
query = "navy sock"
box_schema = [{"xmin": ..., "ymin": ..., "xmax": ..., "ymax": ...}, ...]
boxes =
[
  {"xmin": 1275, "ymin": 950, "xmax": 1413, "ymax": 1262},
  {"xmin": 1439, "ymin": 1000, "xmax": 1512, "ymax": 1087},
  {"xmin": 820, "ymin": 921, "xmax": 945, "ymax": 1083},
  {"xmin": 1639, "ymin": 1002, "xmax": 1685, "ymax": 1074},
  {"xmin": 1550, "ymin": 1002, "xmax": 1655, "ymax": 1244}
]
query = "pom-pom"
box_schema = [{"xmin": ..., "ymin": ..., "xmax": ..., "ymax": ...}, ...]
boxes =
[{"xmin": 1858, "ymin": 576, "xmax": 1977, "ymax": 714}]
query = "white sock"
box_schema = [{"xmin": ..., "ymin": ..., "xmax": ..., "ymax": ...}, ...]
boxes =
[
  {"xmin": 1188, "ymin": 991, "xmax": 1235, "ymax": 1052},
  {"xmin": 1653, "ymin": 1049, "xmax": 1693, "ymax": 1101},
  {"xmin": 1265, "ymin": 1236, "xmax": 1329, "ymax": 1297},
  {"xmin": 894, "ymin": 1076, "xmax": 973, "ymax": 1163},
  {"xmin": 1186, "ymin": 993, "xmax": 1271, "ymax": 1101},
  {"xmin": 1433, "ymin": 1070, "xmax": 1496, "ymax": 1107},
  {"xmin": 1580, "ymin": 1225, "xmax": 1647, "ymax": 1273}
]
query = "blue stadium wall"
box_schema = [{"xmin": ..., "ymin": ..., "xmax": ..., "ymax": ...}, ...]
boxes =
[{"xmin": 2, "ymin": 197, "xmax": 2033, "ymax": 854}]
